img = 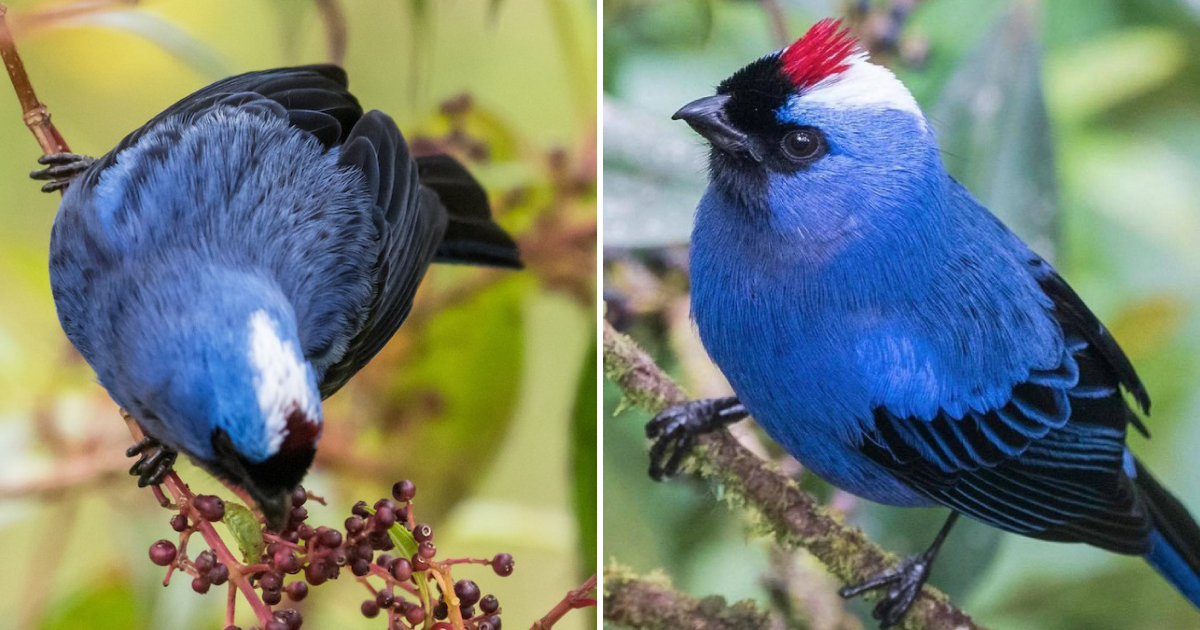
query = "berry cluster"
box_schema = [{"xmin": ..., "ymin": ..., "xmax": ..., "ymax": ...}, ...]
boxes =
[{"xmin": 147, "ymin": 479, "xmax": 514, "ymax": 630}]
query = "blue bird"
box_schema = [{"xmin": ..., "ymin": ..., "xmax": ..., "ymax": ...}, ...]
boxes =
[
  {"xmin": 40, "ymin": 66, "xmax": 521, "ymax": 529},
  {"xmin": 655, "ymin": 19, "xmax": 1200, "ymax": 626}
]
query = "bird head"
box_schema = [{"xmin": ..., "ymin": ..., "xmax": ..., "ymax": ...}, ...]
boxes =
[
  {"xmin": 112, "ymin": 271, "xmax": 323, "ymax": 531},
  {"xmin": 675, "ymin": 20, "xmax": 946, "ymax": 245}
]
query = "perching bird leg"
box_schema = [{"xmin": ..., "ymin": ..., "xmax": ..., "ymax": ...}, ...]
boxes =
[
  {"xmin": 646, "ymin": 396, "xmax": 748, "ymax": 480},
  {"xmin": 839, "ymin": 511, "xmax": 960, "ymax": 628},
  {"xmin": 126, "ymin": 435, "xmax": 178, "ymax": 487},
  {"xmin": 30, "ymin": 152, "xmax": 94, "ymax": 192}
]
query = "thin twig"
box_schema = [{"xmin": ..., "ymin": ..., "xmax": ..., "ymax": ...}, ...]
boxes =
[
  {"xmin": 314, "ymin": 0, "xmax": 346, "ymax": 66},
  {"xmin": 0, "ymin": 447, "xmax": 128, "ymax": 500},
  {"xmin": 532, "ymin": 572, "xmax": 598, "ymax": 630},
  {"xmin": 602, "ymin": 320, "xmax": 984, "ymax": 630},
  {"xmin": 760, "ymin": 0, "xmax": 789, "ymax": 48},
  {"xmin": 0, "ymin": 3, "xmax": 68, "ymax": 155}
]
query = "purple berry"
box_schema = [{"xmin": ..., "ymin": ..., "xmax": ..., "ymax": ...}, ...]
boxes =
[
  {"xmin": 391, "ymin": 558, "xmax": 413, "ymax": 581},
  {"xmin": 148, "ymin": 540, "xmax": 177, "ymax": 566},
  {"xmin": 193, "ymin": 495, "xmax": 225, "ymax": 521},
  {"xmin": 392, "ymin": 480, "xmax": 416, "ymax": 502},
  {"xmin": 319, "ymin": 529, "xmax": 343, "ymax": 548},
  {"xmin": 455, "ymin": 579, "xmax": 481, "ymax": 606},
  {"xmin": 285, "ymin": 581, "xmax": 308, "ymax": 602},
  {"xmin": 480, "ymin": 594, "xmax": 499, "ymax": 614},
  {"xmin": 491, "ymin": 553, "xmax": 514, "ymax": 577},
  {"xmin": 194, "ymin": 550, "xmax": 216, "ymax": 573}
]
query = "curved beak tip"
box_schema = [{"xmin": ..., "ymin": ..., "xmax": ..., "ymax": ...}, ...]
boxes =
[{"xmin": 256, "ymin": 490, "xmax": 292, "ymax": 532}]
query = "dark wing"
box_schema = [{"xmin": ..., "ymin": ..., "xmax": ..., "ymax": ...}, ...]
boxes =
[
  {"xmin": 1031, "ymin": 257, "xmax": 1150, "ymax": 420},
  {"xmin": 316, "ymin": 112, "xmax": 448, "ymax": 398},
  {"xmin": 863, "ymin": 259, "xmax": 1152, "ymax": 554},
  {"xmin": 80, "ymin": 65, "xmax": 361, "ymax": 189}
]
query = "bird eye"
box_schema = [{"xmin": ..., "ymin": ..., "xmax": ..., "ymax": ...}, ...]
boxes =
[{"xmin": 780, "ymin": 128, "xmax": 826, "ymax": 164}]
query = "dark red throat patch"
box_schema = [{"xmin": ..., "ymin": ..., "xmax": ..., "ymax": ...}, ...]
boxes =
[
  {"xmin": 280, "ymin": 405, "xmax": 321, "ymax": 453},
  {"xmin": 780, "ymin": 19, "xmax": 861, "ymax": 91}
]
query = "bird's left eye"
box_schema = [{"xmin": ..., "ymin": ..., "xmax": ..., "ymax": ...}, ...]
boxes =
[{"xmin": 780, "ymin": 128, "xmax": 826, "ymax": 164}]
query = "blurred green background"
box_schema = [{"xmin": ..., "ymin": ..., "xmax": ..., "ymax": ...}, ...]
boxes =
[
  {"xmin": 0, "ymin": 0, "xmax": 596, "ymax": 628},
  {"xmin": 603, "ymin": 0, "xmax": 1200, "ymax": 629}
]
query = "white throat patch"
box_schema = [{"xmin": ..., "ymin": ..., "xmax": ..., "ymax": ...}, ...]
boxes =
[
  {"xmin": 801, "ymin": 54, "xmax": 924, "ymax": 120},
  {"xmin": 248, "ymin": 310, "xmax": 319, "ymax": 452}
]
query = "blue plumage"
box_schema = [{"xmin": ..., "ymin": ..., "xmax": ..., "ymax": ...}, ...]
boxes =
[
  {"xmin": 668, "ymin": 20, "xmax": 1200, "ymax": 621},
  {"xmin": 47, "ymin": 66, "xmax": 520, "ymax": 528}
]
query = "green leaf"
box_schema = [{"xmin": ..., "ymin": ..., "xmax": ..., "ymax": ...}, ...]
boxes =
[
  {"xmin": 571, "ymin": 341, "xmax": 597, "ymax": 578},
  {"xmin": 222, "ymin": 502, "xmax": 265, "ymax": 564},
  {"xmin": 932, "ymin": 3, "xmax": 1059, "ymax": 259},
  {"xmin": 383, "ymin": 513, "xmax": 434, "ymax": 619}
]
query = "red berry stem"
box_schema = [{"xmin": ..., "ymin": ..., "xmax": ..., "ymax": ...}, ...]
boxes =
[
  {"xmin": 226, "ymin": 581, "xmax": 238, "ymax": 627},
  {"xmin": 439, "ymin": 558, "xmax": 492, "ymax": 568},
  {"xmin": 530, "ymin": 572, "xmax": 597, "ymax": 630},
  {"xmin": 124, "ymin": 417, "xmax": 273, "ymax": 627}
]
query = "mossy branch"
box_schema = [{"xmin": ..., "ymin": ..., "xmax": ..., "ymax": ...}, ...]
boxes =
[
  {"xmin": 602, "ymin": 320, "xmax": 985, "ymax": 630},
  {"xmin": 604, "ymin": 567, "xmax": 774, "ymax": 630}
]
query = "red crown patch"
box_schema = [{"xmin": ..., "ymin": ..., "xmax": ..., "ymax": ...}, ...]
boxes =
[{"xmin": 780, "ymin": 19, "xmax": 862, "ymax": 90}]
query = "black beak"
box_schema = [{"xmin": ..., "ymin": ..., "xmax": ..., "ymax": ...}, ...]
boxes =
[
  {"xmin": 672, "ymin": 94, "xmax": 758, "ymax": 160},
  {"xmin": 253, "ymin": 488, "xmax": 292, "ymax": 532},
  {"xmin": 209, "ymin": 429, "xmax": 309, "ymax": 532}
]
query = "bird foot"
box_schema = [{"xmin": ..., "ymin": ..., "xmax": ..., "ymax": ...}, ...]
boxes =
[
  {"xmin": 126, "ymin": 436, "xmax": 178, "ymax": 487},
  {"xmin": 839, "ymin": 550, "xmax": 935, "ymax": 628},
  {"xmin": 646, "ymin": 396, "xmax": 747, "ymax": 480},
  {"xmin": 30, "ymin": 152, "xmax": 95, "ymax": 193}
]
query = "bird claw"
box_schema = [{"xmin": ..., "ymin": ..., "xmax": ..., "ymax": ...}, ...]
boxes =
[
  {"xmin": 646, "ymin": 397, "xmax": 747, "ymax": 481},
  {"xmin": 839, "ymin": 550, "xmax": 935, "ymax": 628},
  {"xmin": 126, "ymin": 436, "xmax": 178, "ymax": 487},
  {"xmin": 30, "ymin": 152, "xmax": 95, "ymax": 193}
]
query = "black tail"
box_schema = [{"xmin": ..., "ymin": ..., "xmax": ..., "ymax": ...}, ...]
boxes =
[
  {"xmin": 416, "ymin": 154, "xmax": 522, "ymax": 269},
  {"xmin": 1135, "ymin": 459, "xmax": 1200, "ymax": 607}
]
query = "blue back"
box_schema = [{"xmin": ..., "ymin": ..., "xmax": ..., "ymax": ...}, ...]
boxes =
[{"xmin": 49, "ymin": 105, "xmax": 374, "ymax": 459}]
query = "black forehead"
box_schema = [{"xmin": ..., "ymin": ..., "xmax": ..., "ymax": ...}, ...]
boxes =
[{"xmin": 716, "ymin": 53, "xmax": 793, "ymax": 134}]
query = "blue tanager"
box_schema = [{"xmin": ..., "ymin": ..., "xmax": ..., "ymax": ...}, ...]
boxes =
[
  {"xmin": 39, "ymin": 66, "xmax": 521, "ymax": 529},
  {"xmin": 656, "ymin": 19, "xmax": 1200, "ymax": 626}
]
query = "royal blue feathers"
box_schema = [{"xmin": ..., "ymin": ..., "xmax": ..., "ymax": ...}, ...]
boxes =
[
  {"xmin": 683, "ymin": 44, "xmax": 1200, "ymax": 608},
  {"xmin": 48, "ymin": 66, "xmax": 519, "ymax": 511}
]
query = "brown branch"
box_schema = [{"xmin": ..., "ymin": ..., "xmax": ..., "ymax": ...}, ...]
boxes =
[
  {"xmin": 760, "ymin": 0, "xmax": 789, "ymax": 49},
  {"xmin": 531, "ymin": 572, "xmax": 597, "ymax": 630},
  {"xmin": 602, "ymin": 320, "xmax": 985, "ymax": 630},
  {"xmin": 604, "ymin": 568, "xmax": 774, "ymax": 630},
  {"xmin": 0, "ymin": 446, "xmax": 128, "ymax": 500},
  {"xmin": 0, "ymin": 3, "xmax": 68, "ymax": 155},
  {"xmin": 314, "ymin": 0, "xmax": 346, "ymax": 66}
]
